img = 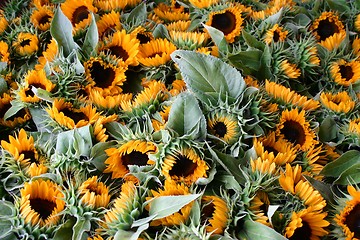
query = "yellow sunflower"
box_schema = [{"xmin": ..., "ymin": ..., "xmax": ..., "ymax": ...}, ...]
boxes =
[
  {"xmin": 276, "ymin": 108, "xmax": 317, "ymax": 151},
  {"xmin": 151, "ymin": 105, "xmax": 171, "ymax": 131},
  {"xmin": 20, "ymin": 179, "xmax": 65, "ymax": 227},
  {"xmin": 334, "ymin": 185, "xmax": 360, "ymax": 239},
  {"xmin": 162, "ymin": 147, "xmax": 209, "ymax": 185},
  {"xmin": 1, "ymin": 129, "xmax": 48, "ymax": 177},
  {"xmin": 249, "ymin": 191, "xmax": 271, "ymax": 226},
  {"xmin": 104, "ymin": 140, "xmax": 157, "ymax": 181},
  {"xmin": 284, "ymin": 208, "xmax": 329, "ymax": 239},
  {"xmin": 0, "ymin": 10, "xmax": 8, "ymax": 34},
  {"xmin": 30, "ymin": 6, "xmax": 54, "ymax": 31},
  {"xmin": 99, "ymin": 30, "xmax": 140, "ymax": 66},
  {"xmin": 0, "ymin": 41, "xmax": 10, "ymax": 63},
  {"xmin": 130, "ymin": 26, "xmax": 154, "ymax": 44},
  {"xmin": 94, "ymin": 0, "xmax": 128, "ymax": 12},
  {"xmin": 84, "ymin": 57, "xmax": 127, "ymax": 96},
  {"xmin": 250, "ymin": 0, "xmax": 294, "ymax": 20},
  {"xmin": 201, "ymin": 195, "xmax": 229, "ymax": 234},
  {"xmin": 32, "ymin": 0, "xmax": 53, "ymax": 8},
  {"xmin": 310, "ymin": 11, "xmax": 346, "ymax": 51},
  {"xmin": 207, "ymin": 112, "xmax": 240, "ymax": 145},
  {"xmin": 78, "ymin": 176, "xmax": 110, "ymax": 209},
  {"xmin": 88, "ymin": 90, "xmax": 132, "ymax": 111},
  {"xmin": 17, "ymin": 69, "xmax": 55, "ymax": 103},
  {"xmin": 153, "ymin": 3, "xmax": 190, "ymax": 22},
  {"xmin": 97, "ymin": 11, "xmax": 121, "ymax": 40},
  {"xmin": 92, "ymin": 114, "xmax": 118, "ymax": 143},
  {"xmin": 301, "ymin": 144, "xmax": 326, "ymax": 180},
  {"xmin": 0, "ymin": 93, "xmax": 31, "ymax": 128},
  {"xmin": 36, "ymin": 38, "xmax": 58, "ymax": 70},
  {"xmin": 169, "ymin": 30, "xmax": 209, "ymax": 50},
  {"xmin": 166, "ymin": 20, "xmax": 191, "ymax": 32},
  {"xmin": 265, "ymin": 80, "xmax": 320, "ymax": 111},
  {"xmin": 349, "ymin": 118, "xmax": 360, "ymax": 135},
  {"xmin": 46, "ymin": 98, "xmax": 101, "ymax": 129},
  {"xmin": 320, "ymin": 91, "xmax": 355, "ymax": 114},
  {"xmin": 12, "ymin": 32, "xmax": 39, "ymax": 56},
  {"xmin": 264, "ymin": 24, "xmax": 288, "ymax": 44},
  {"xmin": 250, "ymin": 157, "xmax": 277, "ymax": 175},
  {"xmin": 352, "ymin": 37, "xmax": 360, "ymax": 57},
  {"xmin": 330, "ymin": 59, "xmax": 360, "ymax": 87},
  {"xmin": 61, "ymin": 0, "xmax": 97, "ymax": 32},
  {"xmin": 206, "ymin": 5, "xmax": 243, "ymax": 43},
  {"xmin": 280, "ymin": 59, "xmax": 301, "ymax": 79},
  {"xmin": 137, "ymin": 38, "xmax": 177, "ymax": 67},
  {"xmin": 189, "ymin": 0, "xmax": 220, "ymax": 8},
  {"xmin": 355, "ymin": 14, "xmax": 360, "ymax": 32},
  {"xmin": 146, "ymin": 180, "xmax": 193, "ymax": 226}
]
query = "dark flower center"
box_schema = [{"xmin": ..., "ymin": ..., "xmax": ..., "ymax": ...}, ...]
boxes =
[
  {"xmin": 101, "ymin": 26, "xmax": 115, "ymax": 39},
  {"xmin": 317, "ymin": 19, "xmax": 339, "ymax": 41},
  {"xmin": 263, "ymin": 146, "xmax": 279, "ymax": 156},
  {"xmin": 201, "ymin": 202, "xmax": 215, "ymax": 224},
  {"xmin": 280, "ymin": 120, "xmax": 306, "ymax": 146},
  {"xmin": 89, "ymin": 61, "xmax": 116, "ymax": 89},
  {"xmin": 339, "ymin": 65, "xmax": 354, "ymax": 81},
  {"xmin": 137, "ymin": 33, "xmax": 151, "ymax": 44},
  {"xmin": 108, "ymin": 46, "xmax": 129, "ymax": 61},
  {"xmin": 211, "ymin": 11, "xmax": 236, "ymax": 35},
  {"xmin": 345, "ymin": 204, "xmax": 360, "ymax": 238},
  {"xmin": 169, "ymin": 154, "xmax": 197, "ymax": 177},
  {"xmin": 30, "ymin": 198, "xmax": 56, "ymax": 220},
  {"xmin": 72, "ymin": 6, "xmax": 89, "ymax": 25},
  {"xmin": 20, "ymin": 39, "xmax": 31, "ymax": 47},
  {"xmin": 122, "ymin": 150, "xmax": 149, "ymax": 169},
  {"xmin": 273, "ymin": 30, "xmax": 280, "ymax": 42},
  {"xmin": 289, "ymin": 221, "xmax": 311, "ymax": 240},
  {"xmin": 61, "ymin": 108, "xmax": 88, "ymax": 123},
  {"xmin": 22, "ymin": 150, "xmax": 38, "ymax": 164},
  {"xmin": 87, "ymin": 184, "xmax": 102, "ymax": 195},
  {"xmin": 39, "ymin": 14, "xmax": 51, "ymax": 26},
  {"xmin": 213, "ymin": 121, "xmax": 227, "ymax": 138}
]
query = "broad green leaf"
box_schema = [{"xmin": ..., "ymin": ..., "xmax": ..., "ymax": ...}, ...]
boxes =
[
  {"xmin": 72, "ymin": 218, "xmax": 91, "ymax": 240},
  {"xmin": 264, "ymin": 8, "xmax": 283, "ymax": 25},
  {"xmin": 166, "ymin": 92, "xmax": 206, "ymax": 140},
  {"xmin": 126, "ymin": 2, "xmax": 147, "ymax": 27},
  {"xmin": 114, "ymin": 224, "xmax": 149, "ymax": 240},
  {"xmin": 90, "ymin": 141, "xmax": 117, "ymax": 172},
  {"xmin": 152, "ymin": 24, "xmax": 170, "ymax": 39},
  {"xmin": 56, "ymin": 125, "xmax": 93, "ymax": 157},
  {"xmin": 203, "ymin": 24, "xmax": 228, "ymax": 53},
  {"xmin": 228, "ymin": 50, "xmax": 262, "ymax": 73},
  {"xmin": 53, "ymin": 218, "xmax": 76, "ymax": 240},
  {"xmin": 304, "ymin": 175, "xmax": 336, "ymax": 205},
  {"xmin": 318, "ymin": 116, "xmax": 343, "ymax": 144},
  {"xmin": 237, "ymin": 219, "xmax": 287, "ymax": 240},
  {"xmin": 335, "ymin": 162, "xmax": 360, "ymax": 185},
  {"xmin": 242, "ymin": 31, "xmax": 265, "ymax": 50},
  {"xmin": 171, "ymin": 50, "xmax": 246, "ymax": 103},
  {"xmin": 326, "ymin": 0, "xmax": 350, "ymax": 15},
  {"xmin": 0, "ymin": 200, "xmax": 13, "ymax": 217},
  {"xmin": 0, "ymin": 62, "xmax": 7, "ymax": 71},
  {"xmin": 131, "ymin": 215, "xmax": 156, "ymax": 228},
  {"xmin": 0, "ymin": 76, "xmax": 8, "ymax": 95},
  {"xmin": 82, "ymin": 13, "xmax": 98, "ymax": 58},
  {"xmin": 50, "ymin": 7, "xmax": 77, "ymax": 57},
  {"xmin": 148, "ymin": 194, "xmax": 201, "ymax": 220},
  {"xmin": 258, "ymin": 45, "xmax": 272, "ymax": 80},
  {"xmin": 32, "ymin": 87, "xmax": 53, "ymax": 102},
  {"xmin": 105, "ymin": 121, "xmax": 131, "ymax": 140},
  {"xmin": 321, "ymin": 150, "xmax": 360, "ymax": 177},
  {"xmin": 3, "ymin": 100, "xmax": 24, "ymax": 121},
  {"xmin": 29, "ymin": 107, "xmax": 52, "ymax": 133}
]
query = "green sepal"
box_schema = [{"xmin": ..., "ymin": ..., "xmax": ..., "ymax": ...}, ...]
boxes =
[
  {"xmin": 72, "ymin": 217, "xmax": 91, "ymax": 240},
  {"xmin": 166, "ymin": 92, "xmax": 206, "ymax": 140},
  {"xmin": 202, "ymin": 24, "xmax": 228, "ymax": 54},
  {"xmin": 258, "ymin": 45, "xmax": 273, "ymax": 80},
  {"xmin": 82, "ymin": 13, "xmax": 98, "ymax": 59},
  {"xmin": 90, "ymin": 141, "xmax": 117, "ymax": 172},
  {"xmin": 242, "ymin": 30, "xmax": 265, "ymax": 51},
  {"xmin": 105, "ymin": 121, "xmax": 132, "ymax": 141},
  {"xmin": 50, "ymin": 7, "xmax": 78, "ymax": 57},
  {"xmin": 321, "ymin": 150, "xmax": 360, "ymax": 177},
  {"xmin": 171, "ymin": 50, "xmax": 246, "ymax": 104},
  {"xmin": 237, "ymin": 218, "xmax": 287, "ymax": 240},
  {"xmin": 0, "ymin": 75, "xmax": 8, "ymax": 96}
]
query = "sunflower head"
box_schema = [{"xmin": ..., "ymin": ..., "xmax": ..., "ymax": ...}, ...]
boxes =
[
  {"xmin": 0, "ymin": 93, "xmax": 31, "ymax": 129},
  {"xmin": 97, "ymin": 11, "xmax": 122, "ymax": 40},
  {"xmin": 320, "ymin": 91, "xmax": 356, "ymax": 114},
  {"xmin": 137, "ymin": 38, "xmax": 177, "ymax": 67},
  {"xmin": 78, "ymin": 176, "xmax": 110, "ymax": 209},
  {"xmin": 201, "ymin": 195, "xmax": 229, "ymax": 234},
  {"xmin": 12, "ymin": 32, "xmax": 39, "ymax": 57},
  {"xmin": 30, "ymin": 6, "xmax": 54, "ymax": 31},
  {"xmin": 61, "ymin": 0, "xmax": 97, "ymax": 32},
  {"xmin": 169, "ymin": 30, "xmax": 209, "ymax": 50},
  {"xmin": 330, "ymin": 59, "xmax": 360, "ymax": 87},
  {"xmin": 264, "ymin": 24, "xmax": 288, "ymax": 44}
]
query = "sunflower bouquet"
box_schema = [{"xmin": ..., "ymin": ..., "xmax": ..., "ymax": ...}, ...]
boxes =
[{"xmin": 0, "ymin": 0, "xmax": 360, "ymax": 239}]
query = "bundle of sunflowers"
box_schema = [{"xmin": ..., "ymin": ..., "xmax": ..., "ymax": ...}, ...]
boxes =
[{"xmin": 1, "ymin": 0, "xmax": 360, "ymax": 239}]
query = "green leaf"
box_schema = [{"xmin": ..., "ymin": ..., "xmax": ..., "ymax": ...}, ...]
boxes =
[
  {"xmin": 105, "ymin": 121, "xmax": 131, "ymax": 140},
  {"xmin": 203, "ymin": 24, "xmax": 228, "ymax": 53},
  {"xmin": 166, "ymin": 92, "xmax": 206, "ymax": 140},
  {"xmin": 152, "ymin": 24, "xmax": 170, "ymax": 39},
  {"xmin": 304, "ymin": 175, "xmax": 336, "ymax": 205},
  {"xmin": 50, "ymin": 7, "xmax": 78, "ymax": 57},
  {"xmin": 126, "ymin": 2, "xmax": 147, "ymax": 27},
  {"xmin": 326, "ymin": 0, "xmax": 350, "ymax": 15},
  {"xmin": 237, "ymin": 219, "xmax": 287, "ymax": 240},
  {"xmin": 335, "ymin": 162, "xmax": 360, "ymax": 185},
  {"xmin": 114, "ymin": 224, "xmax": 149, "ymax": 240},
  {"xmin": 55, "ymin": 125, "xmax": 93, "ymax": 157},
  {"xmin": 72, "ymin": 218, "xmax": 91, "ymax": 240},
  {"xmin": 53, "ymin": 218, "xmax": 75, "ymax": 240},
  {"xmin": 3, "ymin": 100, "xmax": 24, "ymax": 121},
  {"xmin": 228, "ymin": 50, "xmax": 262, "ymax": 73},
  {"xmin": 258, "ymin": 45, "xmax": 272, "ymax": 80},
  {"xmin": 242, "ymin": 31, "xmax": 265, "ymax": 50},
  {"xmin": 28, "ymin": 107, "xmax": 52, "ymax": 132},
  {"xmin": 32, "ymin": 87, "xmax": 53, "ymax": 102},
  {"xmin": 148, "ymin": 194, "xmax": 201, "ymax": 220},
  {"xmin": 318, "ymin": 116, "xmax": 343, "ymax": 144},
  {"xmin": 321, "ymin": 150, "xmax": 360, "ymax": 177},
  {"xmin": 90, "ymin": 141, "xmax": 117, "ymax": 172},
  {"xmin": 0, "ymin": 76, "xmax": 8, "ymax": 95},
  {"xmin": 171, "ymin": 50, "xmax": 246, "ymax": 103},
  {"xmin": 264, "ymin": 8, "xmax": 283, "ymax": 25},
  {"xmin": 0, "ymin": 62, "xmax": 7, "ymax": 71},
  {"xmin": 82, "ymin": 13, "xmax": 98, "ymax": 58}
]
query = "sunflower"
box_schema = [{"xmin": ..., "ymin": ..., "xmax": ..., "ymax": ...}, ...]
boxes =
[
  {"xmin": 349, "ymin": 118, "xmax": 360, "ymax": 135},
  {"xmin": 84, "ymin": 57, "xmax": 127, "ymax": 96},
  {"xmin": 1, "ymin": 129, "xmax": 48, "ymax": 177},
  {"xmin": 264, "ymin": 24, "xmax": 288, "ymax": 44},
  {"xmin": 201, "ymin": 195, "xmax": 228, "ymax": 234},
  {"xmin": 166, "ymin": 20, "xmax": 191, "ymax": 32},
  {"xmin": 207, "ymin": 111, "xmax": 241, "ymax": 145},
  {"xmin": 250, "ymin": 0, "xmax": 293, "ymax": 20},
  {"xmin": 12, "ymin": 32, "xmax": 39, "ymax": 56},
  {"xmin": 169, "ymin": 79, "xmax": 186, "ymax": 96},
  {"xmin": 319, "ymin": 91, "xmax": 355, "ymax": 114},
  {"xmin": 17, "ymin": 69, "xmax": 55, "ymax": 103},
  {"xmin": 46, "ymin": 98, "xmax": 101, "ymax": 129},
  {"xmin": 130, "ymin": 26, "xmax": 154, "ymax": 44},
  {"xmin": 32, "ymin": 0, "xmax": 53, "ymax": 8},
  {"xmin": 97, "ymin": 11, "xmax": 121, "ymax": 40},
  {"xmin": 104, "ymin": 140, "xmax": 157, "ymax": 181},
  {"xmin": 99, "ymin": 30, "xmax": 140, "ymax": 66},
  {"xmin": 249, "ymin": 191, "xmax": 271, "ymax": 226},
  {"xmin": 284, "ymin": 208, "xmax": 329, "ymax": 240},
  {"xmin": 0, "ymin": 10, "xmax": 8, "ymax": 34},
  {"xmin": 169, "ymin": 30, "xmax": 209, "ymax": 50},
  {"xmin": 265, "ymin": 80, "xmax": 320, "ymax": 111},
  {"xmin": 334, "ymin": 185, "xmax": 360, "ymax": 239},
  {"xmin": 153, "ymin": 3, "xmax": 190, "ymax": 22},
  {"xmin": 276, "ymin": 108, "xmax": 317, "ymax": 151},
  {"xmin": 78, "ymin": 176, "xmax": 110, "ymax": 209},
  {"xmin": 30, "ymin": 6, "xmax": 54, "ymax": 31},
  {"xmin": 0, "ymin": 94, "xmax": 31, "ymax": 128},
  {"xmin": 20, "ymin": 179, "xmax": 65, "ymax": 227},
  {"xmin": 89, "ymin": 90, "xmax": 132, "ymax": 111},
  {"xmin": 300, "ymin": 144, "xmax": 326, "ymax": 179},
  {"xmin": 161, "ymin": 146, "xmax": 209, "ymax": 185},
  {"xmin": 280, "ymin": 59, "xmax": 301, "ymax": 79},
  {"xmin": 253, "ymin": 132, "xmax": 297, "ymax": 166},
  {"xmin": 0, "ymin": 41, "xmax": 10, "ymax": 63},
  {"xmin": 206, "ymin": 5, "xmax": 243, "ymax": 43},
  {"xmin": 189, "ymin": 0, "xmax": 220, "ymax": 8},
  {"xmin": 352, "ymin": 37, "xmax": 360, "ymax": 57},
  {"xmin": 152, "ymin": 105, "xmax": 171, "ymax": 131},
  {"xmin": 146, "ymin": 180, "xmax": 193, "ymax": 226},
  {"xmin": 250, "ymin": 157, "xmax": 277, "ymax": 175},
  {"xmin": 310, "ymin": 11, "xmax": 346, "ymax": 50},
  {"xmin": 61, "ymin": 0, "xmax": 97, "ymax": 32},
  {"xmin": 92, "ymin": 114, "xmax": 118, "ymax": 142},
  {"xmin": 94, "ymin": 0, "xmax": 128, "ymax": 12},
  {"xmin": 137, "ymin": 38, "xmax": 177, "ymax": 67},
  {"xmin": 330, "ymin": 59, "xmax": 360, "ymax": 87},
  {"xmin": 36, "ymin": 38, "xmax": 58, "ymax": 70}
]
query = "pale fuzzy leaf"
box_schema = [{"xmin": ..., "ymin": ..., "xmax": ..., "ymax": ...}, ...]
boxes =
[
  {"xmin": 3, "ymin": 101, "xmax": 23, "ymax": 121},
  {"xmin": 237, "ymin": 219, "xmax": 287, "ymax": 240},
  {"xmin": 148, "ymin": 194, "xmax": 201, "ymax": 220},
  {"xmin": 320, "ymin": 150, "xmax": 360, "ymax": 177},
  {"xmin": 114, "ymin": 224, "xmax": 149, "ymax": 240},
  {"xmin": 90, "ymin": 141, "xmax": 117, "ymax": 172},
  {"xmin": 82, "ymin": 13, "xmax": 98, "ymax": 58},
  {"xmin": 203, "ymin": 24, "xmax": 228, "ymax": 53}
]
